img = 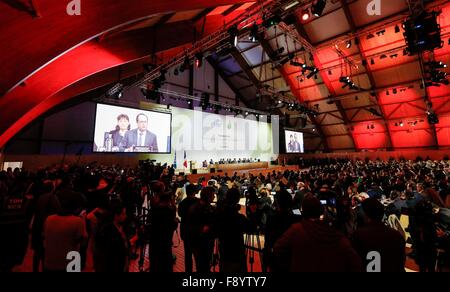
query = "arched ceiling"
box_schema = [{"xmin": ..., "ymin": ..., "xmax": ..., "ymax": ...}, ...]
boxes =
[
  {"xmin": 0, "ymin": 0, "xmax": 257, "ymax": 148},
  {"xmin": 1, "ymin": 0, "xmax": 450, "ymax": 152}
]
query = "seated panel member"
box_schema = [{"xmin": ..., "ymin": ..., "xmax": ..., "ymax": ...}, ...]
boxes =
[{"xmin": 119, "ymin": 113, "xmax": 158, "ymax": 152}]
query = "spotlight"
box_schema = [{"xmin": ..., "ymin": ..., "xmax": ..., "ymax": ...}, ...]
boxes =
[
  {"xmin": 366, "ymin": 33, "xmax": 375, "ymax": 39},
  {"xmin": 400, "ymin": 121, "xmax": 404, "ymax": 127},
  {"xmin": 306, "ymin": 68, "xmax": 318, "ymax": 79},
  {"xmin": 249, "ymin": 23, "xmax": 259, "ymax": 43},
  {"xmin": 427, "ymin": 112, "xmax": 439, "ymax": 125},
  {"xmin": 393, "ymin": 88, "xmax": 398, "ymax": 94},
  {"xmin": 195, "ymin": 53, "xmax": 203, "ymax": 68},
  {"xmin": 228, "ymin": 25, "xmax": 239, "ymax": 47},
  {"xmin": 301, "ymin": 9, "xmax": 310, "ymax": 21},
  {"xmin": 346, "ymin": 40, "xmax": 352, "ymax": 49},
  {"xmin": 312, "ymin": 0, "xmax": 327, "ymax": 17}
]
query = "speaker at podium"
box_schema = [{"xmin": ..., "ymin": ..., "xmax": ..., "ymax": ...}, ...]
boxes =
[
  {"xmin": 191, "ymin": 169, "xmax": 198, "ymax": 174},
  {"xmin": 210, "ymin": 168, "xmax": 216, "ymax": 173}
]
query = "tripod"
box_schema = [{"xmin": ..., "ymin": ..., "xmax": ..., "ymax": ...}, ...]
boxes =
[{"xmin": 244, "ymin": 231, "xmax": 264, "ymax": 272}]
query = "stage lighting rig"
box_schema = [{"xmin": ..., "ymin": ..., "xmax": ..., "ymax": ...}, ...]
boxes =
[
  {"xmin": 403, "ymin": 11, "xmax": 442, "ymax": 55},
  {"xmin": 106, "ymin": 83, "xmax": 124, "ymax": 99}
]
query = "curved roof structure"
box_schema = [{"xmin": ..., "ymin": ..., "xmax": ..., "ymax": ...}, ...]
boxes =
[{"xmin": 1, "ymin": 0, "xmax": 450, "ymax": 152}]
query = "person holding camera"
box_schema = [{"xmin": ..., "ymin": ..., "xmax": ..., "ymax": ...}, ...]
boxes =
[
  {"xmin": 149, "ymin": 182, "xmax": 178, "ymax": 272},
  {"xmin": 94, "ymin": 203, "xmax": 137, "ymax": 272},
  {"xmin": 187, "ymin": 187, "xmax": 216, "ymax": 272},
  {"xmin": 214, "ymin": 188, "xmax": 257, "ymax": 272},
  {"xmin": 177, "ymin": 184, "xmax": 198, "ymax": 272}
]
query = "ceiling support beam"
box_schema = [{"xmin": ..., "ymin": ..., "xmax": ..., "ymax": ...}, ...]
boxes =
[
  {"xmin": 206, "ymin": 56, "xmax": 251, "ymax": 108},
  {"xmin": 259, "ymin": 38, "xmax": 330, "ymax": 152},
  {"xmin": 341, "ymin": 0, "xmax": 394, "ymax": 150}
]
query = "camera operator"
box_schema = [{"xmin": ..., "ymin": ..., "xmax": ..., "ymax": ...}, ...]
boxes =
[
  {"xmin": 263, "ymin": 190, "xmax": 301, "ymax": 271},
  {"xmin": 148, "ymin": 181, "xmax": 178, "ymax": 272},
  {"xmin": 187, "ymin": 186, "xmax": 216, "ymax": 272},
  {"xmin": 94, "ymin": 203, "xmax": 138, "ymax": 272},
  {"xmin": 214, "ymin": 188, "xmax": 257, "ymax": 272},
  {"xmin": 178, "ymin": 184, "xmax": 199, "ymax": 272}
]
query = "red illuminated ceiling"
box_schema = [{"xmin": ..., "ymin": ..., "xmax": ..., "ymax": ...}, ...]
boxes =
[{"xmin": 0, "ymin": 0, "xmax": 257, "ymax": 148}]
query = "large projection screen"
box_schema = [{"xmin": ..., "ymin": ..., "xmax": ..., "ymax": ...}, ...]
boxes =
[
  {"xmin": 285, "ymin": 130, "xmax": 304, "ymax": 153},
  {"xmin": 93, "ymin": 104, "xmax": 171, "ymax": 153}
]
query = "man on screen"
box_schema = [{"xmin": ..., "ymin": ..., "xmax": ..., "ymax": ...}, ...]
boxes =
[
  {"xmin": 288, "ymin": 135, "xmax": 295, "ymax": 153},
  {"xmin": 293, "ymin": 134, "xmax": 302, "ymax": 153},
  {"xmin": 119, "ymin": 113, "xmax": 158, "ymax": 152}
]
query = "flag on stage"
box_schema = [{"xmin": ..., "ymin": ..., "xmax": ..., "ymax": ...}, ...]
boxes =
[
  {"xmin": 183, "ymin": 150, "xmax": 188, "ymax": 168},
  {"xmin": 173, "ymin": 152, "xmax": 177, "ymax": 169}
]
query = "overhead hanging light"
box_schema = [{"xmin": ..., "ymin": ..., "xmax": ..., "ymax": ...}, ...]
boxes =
[
  {"xmin": 312, "ymin": 0, "xmax": 327, "ymax": 17},
  {"xmin": 249, "ymin": 23, "xmax": 259, "ymax": 43},
  {"xmin": 301, "ymin": 9, "xmax": 310, "ymax": 21},
  {"xmin": 346, "ymin": 40, "xmax": 352, "ymax": 49},
  {"xmin": 284, "ymin": 0, "xmax": 300, "ymax": 10}
]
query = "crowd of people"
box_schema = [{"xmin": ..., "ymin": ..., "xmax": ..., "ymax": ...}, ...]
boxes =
[{"xmin": 0, "ymin": 157, "xmax": 449, "ymax": 272}]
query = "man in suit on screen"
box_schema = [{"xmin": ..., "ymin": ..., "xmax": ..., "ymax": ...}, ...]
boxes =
[{"xmin": 119, "ymin": 113, "xmax": 159, "ymax": 152}]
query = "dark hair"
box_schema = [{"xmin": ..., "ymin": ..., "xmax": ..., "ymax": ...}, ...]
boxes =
[
  {"xmin": 301, "ymin": 194, "xmax": 323, "ymax": 219},
  {"xmin": 275, "ymin": 190, "xmax": 293, "ymax": 210},
  {"xmin": 200, "ymin": 186, "xmax": 216, "ymax": 202},
  {"xmin": 116, "ymin": 114, "xmax": 131, "ymax": 131},
  {"xmin": 136, "ymin": 113, "xmax": 148, "ymax": 123},
  {"xmin": 185, "ymin": 184, "xmax": 197, "ymax": 197},
  {"xmin": 225, "ymin": 188, "xmax": 241, "ymax": 207},
  {"xmin": 362, "ymin": 198, "xmax": 385, "ymax": 222}
]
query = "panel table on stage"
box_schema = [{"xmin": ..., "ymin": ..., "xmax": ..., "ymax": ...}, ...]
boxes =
[{"xmin": 210, "ymin": 162, "xmax": 269, "ymax": 172}]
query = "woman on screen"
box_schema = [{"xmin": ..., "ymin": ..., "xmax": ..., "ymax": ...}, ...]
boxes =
[{"xmin": 109, "ymin": 114, "xmax": 130, "ymax": 147}]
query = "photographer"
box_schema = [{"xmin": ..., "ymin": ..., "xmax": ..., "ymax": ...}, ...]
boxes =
[
  {"xmin": 187, "ymin": 187, "xmax": 216, "ymax": 272},
  {"xmin": 214, "ymin": 188, "xmax": 256, "ymax": 272},
  {"xmin": 94, "ymin": 203, "xmax": 137, "ymax": 272},
  {"xmin": 148, "ymin": 182, "xmax": 178, "ymax": 272},
  {"xmin": 263, "ymin": 190, "xmax": 301, "ymax": 271},
  {"xmin": 177, "ymin": 184, "xmax": 199, "ymax": 272}
]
